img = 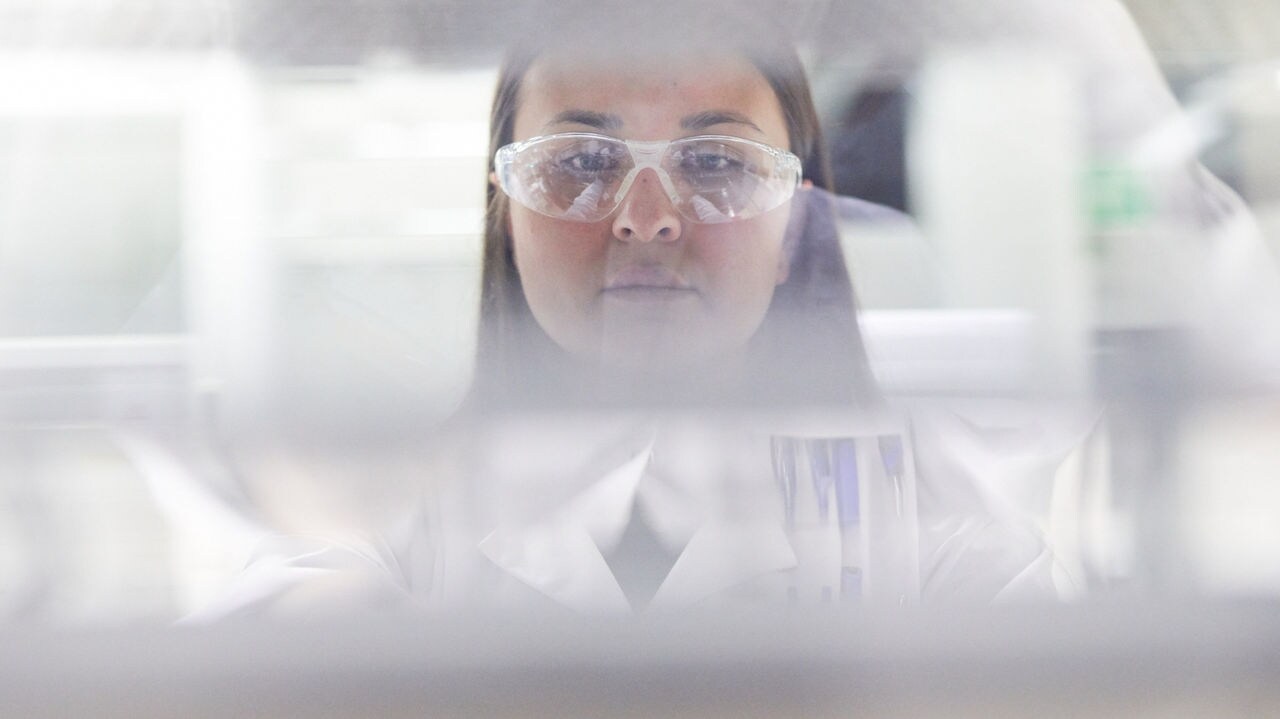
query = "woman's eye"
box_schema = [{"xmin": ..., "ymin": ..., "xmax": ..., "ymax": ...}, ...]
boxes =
[
  {"xmin": 682, "ymin": 152, "xmax": 743, "ymax": 174},
  {"xmin": 553, "ymin": 141, "xmax": 623, "ymax": 175},
  {"xmin": 699, "ymin": 154, "xmax": 732, "ymax": 171},
  {"xmin": 564, "ymin": 152, "xmax": 617, "ymax": 173}
]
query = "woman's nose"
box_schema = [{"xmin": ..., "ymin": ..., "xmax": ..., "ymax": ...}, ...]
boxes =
[{"xmin": 611, "ymin": 169, "xmax": 682, "ymax": 243}]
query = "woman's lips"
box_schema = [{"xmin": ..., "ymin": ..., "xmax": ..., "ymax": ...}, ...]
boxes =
[
  {"xmin": 603, "ymin": 286, "xmax": 698, "ymax": 303},
  {"xmin": 602, "ymin": 265, "xmax": 697, "ymax": 303}
]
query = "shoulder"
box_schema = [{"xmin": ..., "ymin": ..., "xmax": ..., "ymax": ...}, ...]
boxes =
[
  {"xmin": 794, "ymin": 186, "xmax": 917, "ymax": 230},
  {"xmin": 180, "ymin": 532, "xmax": 417, "ymax": 623},
  {"xmin": 832, "ymin": 193, "xmax": 916, "ymax": 227},
  {"xmin": 906, "ymin": 400, "xmax": 1103, "ymax": 603}
]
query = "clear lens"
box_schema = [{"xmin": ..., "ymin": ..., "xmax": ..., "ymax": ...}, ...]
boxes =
[
  {"xmin": 666, "ymin": 137, "xmax": 781, "ymax": 223},
  {"xmin": 498, "ymin": 133, "xmax": 800, "ymax": 224},
  {"xmin": 506, "ymin": 135, "xmax": 633, "ymax": 221}
]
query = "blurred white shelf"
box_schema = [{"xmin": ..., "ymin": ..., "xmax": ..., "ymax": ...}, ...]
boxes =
[
  {"xmin": 0, "ymin": 335, "xmax": 191, "ymax": 424},
  {"xmin": 0, "ymin": 335, "xmax": 188, "ymax": 371},
  {"xmin": 861, "ymin": 309, "xmax": 1035, "ymax": 396},
  {"xmin": 274, "ymin": 233, "xmax": 482, "ymax": 265}
]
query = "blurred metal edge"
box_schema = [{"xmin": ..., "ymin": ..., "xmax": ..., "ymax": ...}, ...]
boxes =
[
  {"xmin": 0, "ymin": 601, "xmax": 1276, "ymax": 717},
  {"xmin": 0, "ymin": 335, "xmax": 190, "ymax": 425}
]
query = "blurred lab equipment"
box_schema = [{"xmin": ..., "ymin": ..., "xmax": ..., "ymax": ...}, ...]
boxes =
[{"xmin": 0, "ymin": 0, "xmax": 1276, "ymax": 659}]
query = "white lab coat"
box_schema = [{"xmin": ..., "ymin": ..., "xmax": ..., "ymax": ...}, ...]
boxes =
[
  {"xmin": 186, "ymin": 406, "xmax": 1067, "ymax": 621},
  {"xmin": 171, "ymin": 190, "xmax": 1078, "ymax": 620},
  {"xmin": 432, "ymin": 413, "xmax": 841, "ymax": 614}
]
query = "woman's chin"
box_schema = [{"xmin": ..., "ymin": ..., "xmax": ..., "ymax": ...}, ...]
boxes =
[
  {"xmin": 594, "ymin": 337, "xmax": 719, "ymax": 377},
  {"xmin": 578, "ymin": 337, "xmax": 753, "ymax": 404}
]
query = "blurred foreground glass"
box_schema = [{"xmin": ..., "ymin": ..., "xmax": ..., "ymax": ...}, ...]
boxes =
[{"xmin": 0, "ymin": 0, "xmax": 1277, "ymax": 628}]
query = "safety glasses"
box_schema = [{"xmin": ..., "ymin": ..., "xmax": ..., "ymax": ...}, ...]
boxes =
[{"xmin": 494, "ymin": 132, "xmax": 802, "ymax": 224}]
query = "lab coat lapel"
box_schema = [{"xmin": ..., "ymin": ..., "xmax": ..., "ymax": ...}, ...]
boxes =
[
  {"xmin": 478, "ymin": 523, "xmax": 631, "ymax": 613},
  {"xmin": 477, "ymin": 437, "xmax": 654, "ymax": 614},
  {"xmin": 649, "ymin": 520, "xmax": 797, "ymax": 609}
]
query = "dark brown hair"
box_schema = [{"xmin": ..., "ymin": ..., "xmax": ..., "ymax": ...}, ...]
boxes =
[{"xmin": 469, "ymin": 3, "xmax": 876, "ymax": 411}]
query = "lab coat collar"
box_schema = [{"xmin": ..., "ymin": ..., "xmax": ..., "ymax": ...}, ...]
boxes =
[
  {"xmin": 478, "ymin": 522, "xmax": 633, "ymax": 613},
  {"xmin": 478, "ymin": 437, "xmax": 652, "ymax": 613},
  {"xmin": 480, "ymin": 518, "xmax": 798, "ymax": 614},
  {"xmin": 648, "ymin": 520, "xmax": 796, "ymax": 610},
  {"xmin": 477, "ymin": 435, "xmax": 797, "ymax": 613}
]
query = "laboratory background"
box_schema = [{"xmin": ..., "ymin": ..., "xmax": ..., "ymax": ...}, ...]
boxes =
[{"xmin": 0, "ymin": 0, "xmax": 1279, "ymax": 716}]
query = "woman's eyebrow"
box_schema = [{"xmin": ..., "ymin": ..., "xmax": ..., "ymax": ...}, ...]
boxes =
[
  {"xmin": 545, "ymin": 110, "xmax": 623, "ymax": 131},
  {"xmin": 680, "ymin": 110, "xmax": 764, "ymax": 134}
]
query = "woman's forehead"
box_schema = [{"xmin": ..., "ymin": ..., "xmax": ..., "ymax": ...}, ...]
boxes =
[{"xmin": 514, "ymin": 52, "xmax": 788, "ymax": 145}]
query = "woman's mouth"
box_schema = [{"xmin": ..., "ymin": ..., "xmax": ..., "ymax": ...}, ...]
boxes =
[{"xmin": 602, "ymin": 265, "xmax": 697, "ymax": 303}]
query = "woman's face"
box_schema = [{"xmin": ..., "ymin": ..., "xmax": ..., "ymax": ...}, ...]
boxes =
[{"xmin": 507, "ymin": 52, "xmax": 795, "ymax": 376}]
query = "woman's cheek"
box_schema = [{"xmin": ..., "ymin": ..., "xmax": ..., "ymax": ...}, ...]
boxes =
[
  {"xmin": 510, "ymin": 211, "xmax": 608, "ymax": 344},
  {"xmin": 696, "ymin": 219, "xmax": 788, "ymax": 324}
]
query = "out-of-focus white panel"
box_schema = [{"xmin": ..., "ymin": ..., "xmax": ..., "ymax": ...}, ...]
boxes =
[
  {"xmin": 1182, "ymin": 399, "xmax": 1280, "ymax": 595},
  {"xmin": 910, "ymin": 48, "xmax": 1091, "ymax": 397},
  {"xmin": 861, "ymin": 309, "xmax": 1035, "ymax": 396},
  {"xmin": 182, "ymin": 52, "xmax": 271, "ymax": 419},
  {"xmin": 0, "ymin": 51, "xmax": 210, "ymax": 116}
]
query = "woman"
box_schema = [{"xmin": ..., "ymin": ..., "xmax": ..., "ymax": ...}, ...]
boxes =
[
  {"xmin": 466, "ymin": 4, "xmax": 877, "ymax": 413},
  {"xmin": 417, "ymin": 5, "xmax": 1058, "ymax": 613},
  {"xmin": 190, "ymin": 3, "xmax": 1057, "ymax": 619}
]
